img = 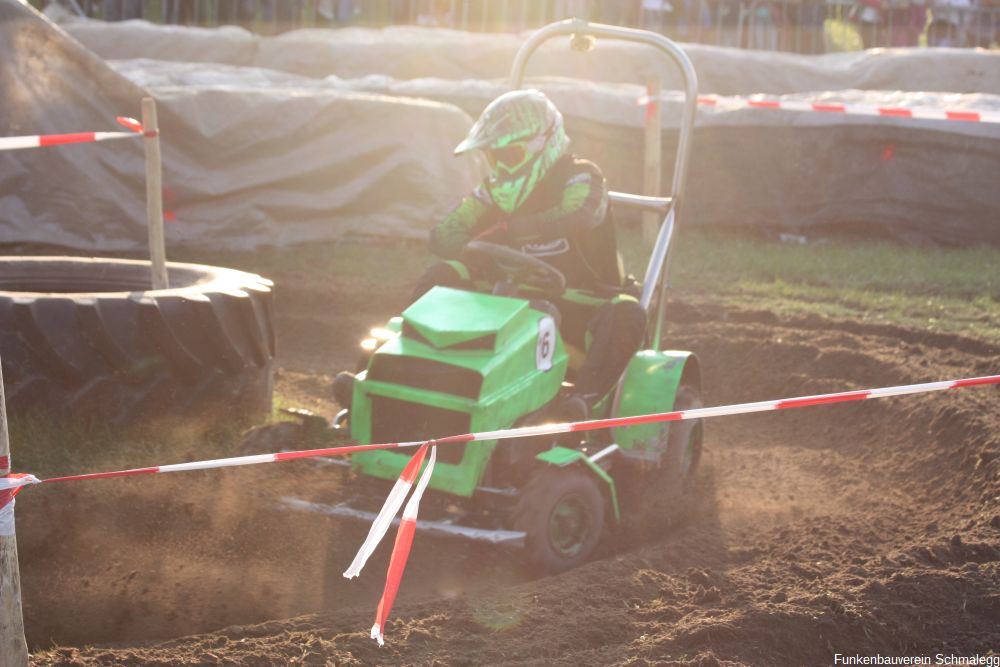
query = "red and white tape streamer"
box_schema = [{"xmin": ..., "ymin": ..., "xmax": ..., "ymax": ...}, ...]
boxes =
[
  {"xmin": 637, "ymin": 94, "xmax": 1000, "ymax": 125},
  {"xmin": 370, "ymin": 445, "xmax": 436, "ymax": 646},
  {"xmin": 0, "ymin": 372, "xmax": 997, "ymax": 643},
  {"xmin": 343, "ymin": 442, "xmax": 431, "ymax": 580},
  {"xmin": 0, "ymin": 474, "xmax": 40, "ymax": 537},
  {"xmin": 0, "ymin": 117, "xmax": 145, "ymax": 152},
  {"xmin": 698, "ymin": 94, "xmax": 1000, "ymax": 124}
]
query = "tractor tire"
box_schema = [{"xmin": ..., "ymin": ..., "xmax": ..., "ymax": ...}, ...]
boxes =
[
  {"xmin": 661, "ymin": 384, "xmax": 704, "ymax": 492},
  {"xmin": 514, "ymin": 466, "xmax": 605, "ymax": 575},
  {"xmin": 615, "ymin": 384, "xmax": 704, "ymax": 544},
  {"xmin": 236, "ymin": 422, "xmax": 306, "ymax": 456},
  {"xmin": 0, "ymin": 256, "xmax": 275, "ymax": 424}
]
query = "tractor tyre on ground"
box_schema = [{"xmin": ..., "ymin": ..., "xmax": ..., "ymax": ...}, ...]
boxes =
[
  {"xmin": 236, "ymin": 422, "xmax": 308, "ymax": 457},
  {"xmin": 514, "ymin": 466, "xmax": 606, "ymax": 575},
  {"xmin": 661, "ymin": 384, "xmax": 704, "ymax": 493},
  {"xmin": 0, "ymin": 257, "xmax": 275, "ymax": 424}
]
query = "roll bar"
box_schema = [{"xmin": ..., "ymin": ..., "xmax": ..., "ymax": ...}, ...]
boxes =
[{"xmin": 509, "ymin": 19, "xmax": 699, "ymax": 349}]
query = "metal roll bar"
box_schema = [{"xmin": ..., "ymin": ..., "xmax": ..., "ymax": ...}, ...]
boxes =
[{"xmin": 509, "ymin": 19, "xmax": 699, "ymax": 350}]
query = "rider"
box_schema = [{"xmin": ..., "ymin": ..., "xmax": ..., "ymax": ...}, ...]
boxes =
[{"xmin": 411, "ymin": 89, "xmax": 647, "ymax": 419}]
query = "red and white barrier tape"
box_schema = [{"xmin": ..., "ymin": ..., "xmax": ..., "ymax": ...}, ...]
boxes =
[
  {"xmin": 0, "ymin": 474, "xmax": 40, "ymax": 537},
  {"xmin": 343, "ymin": 442, "xmax": 431, "ymax": 580},
  {"xmin": 370, "ymin": 445, "xmax": 436, "ymax": 646},
  {"xmin": 0, "ymin": 372, "xmax": 997, "ymax": 643},
  {"xmin": 17, "ymin": 374, "xmax": 994, "ymax": 489},
  {"xmin": 638, "ymin": 94, "xmax": 1000, "ymax": 125},
  {"xmin": 0, "ymin": 117, "xmax": 145, "ymax": 152}
]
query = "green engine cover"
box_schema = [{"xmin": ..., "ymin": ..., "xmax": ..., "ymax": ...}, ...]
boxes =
[
  {"xmin": 615, "ymin": 350, "xmax": 698, "ymax": 453},
  {"xmin": 350, "ymin": 286, "xmax": 568, "ymax": 497}
]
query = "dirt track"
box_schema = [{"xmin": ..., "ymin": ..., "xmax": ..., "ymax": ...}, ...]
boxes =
[{"xmin": 24, "ymin": 280, "xmax": 1000, "ymax": 665}]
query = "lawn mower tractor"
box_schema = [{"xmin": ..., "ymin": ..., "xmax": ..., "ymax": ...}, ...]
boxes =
[{"xmin": 242, "ymin": 20, "xmax": 704, "ymax": 574}]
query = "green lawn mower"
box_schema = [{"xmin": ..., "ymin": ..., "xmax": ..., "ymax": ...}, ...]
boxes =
[{"xmin": 242, "ymin": 20, "xmax": 704, "ymax": 574}]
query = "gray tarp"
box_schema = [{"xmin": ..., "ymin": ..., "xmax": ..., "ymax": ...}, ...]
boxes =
[
  {"xmin": 5, "ymin": 2, "xmax": 1000, "ymax": 249},
  {"xmin": 114, "ymin": 58, "xmax": 1000, "ymax": 246},
  {"xmin": 0, "ymin": 1, "xmax": 479, "ymax": 252},
  {"xmin": 339, "ymin": 79, "xmax": 1000, "ymax": 246},
  {"xmin": 1, "ymin": 2, "xmax": 148, "ymax": 251},
  {"xmin": 61, "ymin": 18, "xmax": 1000, "ymax": 96}
]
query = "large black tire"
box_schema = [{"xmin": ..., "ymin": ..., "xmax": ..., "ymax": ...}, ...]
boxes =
[
  {"xmin": 514, "ymin": 467, "xmax": 605, "ymax": 575},
  {"xmin": 0, "ymin": 256, "xmax": 275, "ymax": 424}
]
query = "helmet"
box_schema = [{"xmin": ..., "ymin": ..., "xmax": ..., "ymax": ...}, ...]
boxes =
[{"xmin": 454, "ymin": 89, "xmax": 569, "ymax": 214}]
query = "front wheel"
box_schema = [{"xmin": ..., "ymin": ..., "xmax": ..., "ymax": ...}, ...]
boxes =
[{"xmin": 514, "ymin": 467, "xmax": 605, "ymax": 575}]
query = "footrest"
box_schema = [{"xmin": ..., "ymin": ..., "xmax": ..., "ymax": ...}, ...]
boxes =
[{"xmin": 280, "ymin": 496, "xmax": 526, "ymax": 547}]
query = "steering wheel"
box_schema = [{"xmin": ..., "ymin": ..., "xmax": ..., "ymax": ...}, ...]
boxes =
[{"xmin": 461, "ymin": 241, "xmax": 566, "ymax": 295}]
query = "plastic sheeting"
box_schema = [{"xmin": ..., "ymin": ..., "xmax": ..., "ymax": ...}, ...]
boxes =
[
  {"xmin": 61, "ymin": 18, "xmax": 1000, "ymax": 96},
  {"xmin": 65, "ymin": 18, "xmax": 258, "ymax": 66},
  {"xmin": 0, "ymin": 2, "xmax": 149, "ymax": 250},
  {"xmin": 114, "ymin": 58, "xmax": 1000, "ymax": 246},
  {"xmin": 353, "ymin": 79, "xmax": 1000, "ymax": 246},
  {"xmin": 8, "ymin": 3, "xmax": 1000, "ymax": 249},
  {"xmin": 0, "ymin": 1, "xmax": 480, "ymax": 252}
]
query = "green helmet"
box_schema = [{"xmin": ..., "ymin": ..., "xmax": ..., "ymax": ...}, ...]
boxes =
[{"xmin": 454, "ymin": 89, "xmax": 569, "ymax": 214}]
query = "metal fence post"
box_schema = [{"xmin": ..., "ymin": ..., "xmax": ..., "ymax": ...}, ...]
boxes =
[{"xmin": 0, "ymin": 360, "xmax": 29, "ymax": 667}]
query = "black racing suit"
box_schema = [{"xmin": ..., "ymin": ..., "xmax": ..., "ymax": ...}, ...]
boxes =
[{"xmin": 415, "ymin": 154, "xmax": 647, "ymax": 402}]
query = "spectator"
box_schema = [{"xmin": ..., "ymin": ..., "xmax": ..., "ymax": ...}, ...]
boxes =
[
  {"xmin": 596, "ymin": 0, "xmax": 640, "ymax": 26},
  {"xmin": 390, "ymin": 0, "xmax": 414, "ymax": 23},
  {"xmin": 675, "ymin": 0, "xmax": 713, "ymax": 41},
  {"xmin": 715, "ymin": 0, "xmax": 743, "ymax": 47},
  {"xmin": 417, "ymin": 0, "xmax": 453, "ymax": 27},
  {"xmin": 639, "ymin": 0, "xmax": 675, "ymax": 33},
  {"xmin": 165, "ymin": 0, "xmax": 195, "ymax": 25},
  {"xmin": 783, "ymin": 0, "xmax": 828, "ymax": 54},
  {"xmin": 102, "ymin": 0, "xmax": 142, "ymax": 20},
  {"xmin": 553, "ymin": 0, "xmax": 598, "ymax": 21},
  {"xmin": 886, "ymin": 0, "xmax": 930, "ymax": 48},
  {"xmin": 746, "ymin": 1, "xmax": 780, "ymax": 50},
  {"xmin": 967, "ymin": 0, "xmax": 1000, "ymax": 48},
  {"xmin": 928, "ymin": 0, "xmax": 972, "ymax": 46},
  {"xmin": 850, "ymin": 0, "xmax": 885, "ymax": 49},
  {"xmin": 218, "ymin": 0, "xmax": 256, "ymax": 30}
]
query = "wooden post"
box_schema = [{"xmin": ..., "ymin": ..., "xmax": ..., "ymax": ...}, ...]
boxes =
[
  {"xmin": 142, "ymin": 97, "xmax": 169, "ymax": 290},
  {"xmin": 0, "ymin": 360, "xmax": 29, "ymax": 667},
  {"xmin": 642, "ymin": 76, "xmax": 663, "ymax": 246}
]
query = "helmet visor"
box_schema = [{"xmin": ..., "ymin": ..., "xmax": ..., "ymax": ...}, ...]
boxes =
[{"xmin": 488, "ymin": 143, "xmax": 529, "ymax": 171}]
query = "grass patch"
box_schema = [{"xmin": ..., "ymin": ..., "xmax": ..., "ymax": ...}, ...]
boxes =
[
  {"xmin": 8, "ymin": 412, "xmax": 249, "ymax": 479},
  {"xmin": 707, "ymin": 279, "xmax": 999, "ymax": 342},
  {"xmin": 661, "ymin": 229, "xmax": 1000, "ymax": 297},
  {"xmin": 202, "ymin": 239, "xmax": 428, "ymax": 284},
  {"xmin": 180, "ymin": 226, "xmax": 1000, "ymax": 344},
  {"xmin": 656, "ymin": 228, "xmax": 1000, "ymax": 342},
  {"xmin": 16, "ymin": 227, "xmax": 995, "ymax": 476}
]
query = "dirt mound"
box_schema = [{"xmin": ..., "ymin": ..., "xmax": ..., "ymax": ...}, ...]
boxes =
[{"xmin": 26, "ymin": 297, "xmax": 1000, "ymax": 665}]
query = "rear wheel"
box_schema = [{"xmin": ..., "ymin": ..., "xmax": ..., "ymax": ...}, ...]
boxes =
[
  {"xmin": 515, "ymin": 467, "xmax": 605, "ymax": 574},
  {"xmin": 661, "ymin": 385, "xmax": 703, "ymax": 492},
  {"xmin": 616, "ymin": 384, "xmax": 703, "ymax": 543}
]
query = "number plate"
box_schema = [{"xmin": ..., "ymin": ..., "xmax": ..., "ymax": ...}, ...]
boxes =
[{"xmin": 536, "ymin": 315, "xmax": 556, "ymax": 371}]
